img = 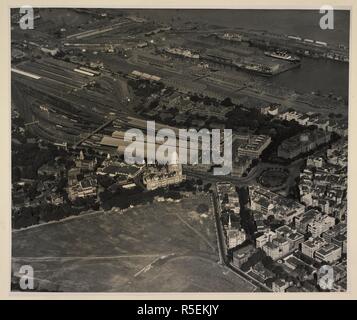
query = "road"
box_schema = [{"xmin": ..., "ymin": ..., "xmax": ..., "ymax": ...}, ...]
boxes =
[
  {"xmin": 210, "ymin": 189, "xmax": 271, "ymax": 292},
  {"xmin": 184, "ymin": 158, "xmax": 305, "ymax": 188},
  {"xmin": 184, "ymin": 164, "xmax": 261, "ymax": 186}
]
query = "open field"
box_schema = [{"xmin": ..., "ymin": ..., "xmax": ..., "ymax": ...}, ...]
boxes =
[{"xmin": 12, "ymin": 195, "xmax": 256, "ymax": 292}]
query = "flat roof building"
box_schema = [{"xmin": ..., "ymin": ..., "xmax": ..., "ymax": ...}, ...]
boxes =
[
  {"xmin": 315, "ymin": 243, "xmax": 342, "ymax": 263},
  {"xmin": 237, "ymin": 135, "xmax": 271, "ymax": 159},
  {"xmin": 301, "ymin": 237, "xmax": 326, "ymax": 258},
  {"xmin": 278, "ymin": 130, "xmax": 330, "ymax": 159}
]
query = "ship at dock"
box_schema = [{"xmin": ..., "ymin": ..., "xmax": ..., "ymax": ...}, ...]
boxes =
[
  {"xmin": 264, "ymin": 50, "xmax": 300, "ymax": 62},
  {"xmin": 234, "ymin": 62, "xmax": 274, "ymax": 77}
]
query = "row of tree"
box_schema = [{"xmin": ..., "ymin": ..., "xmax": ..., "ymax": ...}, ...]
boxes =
[{"xmin": 12, "ymin": 196, "xmax": 98, "ymax": 229}]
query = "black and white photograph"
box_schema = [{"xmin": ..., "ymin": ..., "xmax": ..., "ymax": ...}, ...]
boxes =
[{"xmin": 10, "ymin": 6, "xmax": 349, "ymax": 293}]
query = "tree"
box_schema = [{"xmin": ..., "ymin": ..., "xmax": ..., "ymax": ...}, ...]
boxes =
[
  {"xmin": 26, "ymin": 183, "xmax": 39, "ymax": 200},
  {"xmin": 240, "ymin": 248, "xmax": 266, "ymax": 271},
  {"xmin": 56, "ymin": 177, "xmax": 67, "ymax": 193},
  {"xmin": 12, "ymin": 207, "xmax": 39, "ymax": 229},
  {"xmin": 221, "ymin": 97, "xmax": 233, "ymax": 107},
  {"xmin": 203, "ymin": 183, "xmax": 212, "ymax": 192},
  {"xmin": 272, "ymin": 265, "xmax": 286, "ymax": 278},
  {"xmin": 265, "ymin": 278, "xmax": 275, "ymax": 288},
  {"xmin": 237, "ymin": 187, "xmax": 249, "ymax": 206},
  {"xmin": 97, "ymin": 175, "xmax": 115, "ymax": 188},
  {"xmin": 12, "ymin": 167, "xmax": 21, "ymax": 182},
  {"xmin": 262, "ymin": 256, "xmax": 274, "ymax": 269}
]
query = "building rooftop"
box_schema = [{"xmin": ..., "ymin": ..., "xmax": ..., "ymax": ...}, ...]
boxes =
[
  {"xmin": 316, "ymin": 243, "xmax": 341, "ymax": 256},
  {"xmin": 303, "ymin": 237, "xmax": 326, "ymax": 249},
  {"xmin": 287, "ymin": 231, "xmax": 304, "ymax": 241},
  {"xmin": 296, "ymin": 209, "xmax": 320, "ymax": 224},
  {"xmin": 278, "ymin": 129, "xmax": 330, "ymax": 153},
  {"xmin": 233, "ymin": 244, "xmax": 255, "ymax": 258}
]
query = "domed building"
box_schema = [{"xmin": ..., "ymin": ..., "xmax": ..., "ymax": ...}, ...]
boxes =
[{"xmin": 142, "ymin": 151, "xmax": 185, "ymax": 190}]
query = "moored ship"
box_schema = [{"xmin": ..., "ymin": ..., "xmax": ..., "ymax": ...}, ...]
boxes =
[{"xmin": 264, "ymin": 50, "xmax": 300, "ymax": 62}]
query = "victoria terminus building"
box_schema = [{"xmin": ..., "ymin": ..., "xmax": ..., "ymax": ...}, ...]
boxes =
[{"xmin": 11, "ymin": 8, "xmax": 348, "ymax": 292}]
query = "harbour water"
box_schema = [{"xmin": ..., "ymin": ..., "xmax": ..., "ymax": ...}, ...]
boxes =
[
  {"xmin": 131, "ymin": 9, "xmax": 350, "ymax": 99},
  {"xmin": 134, "ymin": 9, "xmax": 350, "ymax": 46},
  {"xmin": 272, "ymin": 57, "xmax": 349, "ymax": 100}
]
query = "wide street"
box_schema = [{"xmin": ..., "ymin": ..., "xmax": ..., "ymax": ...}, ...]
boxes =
[{"xmin": 184, "ymin": 158, "xmax": 305, "ymax": 189}]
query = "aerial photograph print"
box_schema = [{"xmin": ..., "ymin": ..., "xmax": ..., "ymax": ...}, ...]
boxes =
[{"xmin": 10, "ymin": 7, "xmax": 349, "ymax": 293}]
